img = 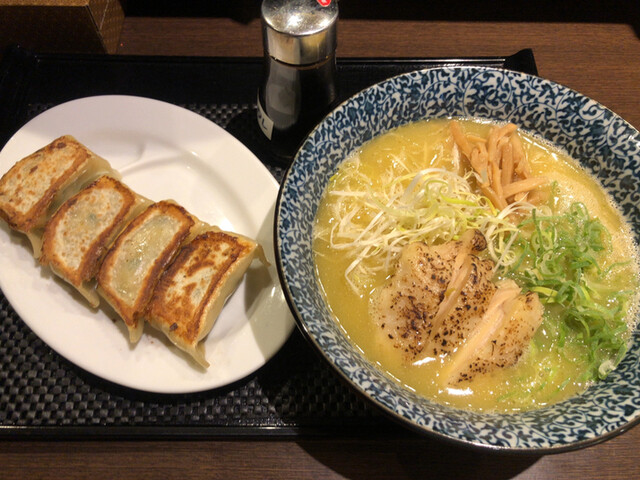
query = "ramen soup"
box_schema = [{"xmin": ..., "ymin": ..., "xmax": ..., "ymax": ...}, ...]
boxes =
[{"xmin": 313, "ymin": 118, "xmax": 640, "ymax": 413}]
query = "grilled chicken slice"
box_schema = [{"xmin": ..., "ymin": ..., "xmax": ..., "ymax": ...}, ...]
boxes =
[
  {"xmin": 372, "ymin": 229, "xmax": 495, "ymax": 361},
  {"xmin": 371, "ymin": 229, "xmax": 543, "ymax": 383},
  {"xmin": 441, "ymin": 281, "xmax": 543, "ymax": 383}
]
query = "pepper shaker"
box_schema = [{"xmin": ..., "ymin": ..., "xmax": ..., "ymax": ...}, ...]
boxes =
[{"xmin": 257, "ymin": 0, "xmax": 339, "ymax": 162}]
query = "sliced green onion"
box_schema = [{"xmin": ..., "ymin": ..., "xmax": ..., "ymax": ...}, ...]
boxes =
[{"xmin": 508, "ymin": 202, "xmax": 636, "ymax": 382}]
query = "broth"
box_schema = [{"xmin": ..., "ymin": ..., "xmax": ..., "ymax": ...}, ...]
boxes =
[{"xmin": 313, "ymin": 118, "xmax": 639, "ymax": 413}]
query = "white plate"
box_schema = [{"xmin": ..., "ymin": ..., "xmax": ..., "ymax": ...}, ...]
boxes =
[{"xmin": 0, "ymin": 95, "xmax": 295, "ymax": 394}]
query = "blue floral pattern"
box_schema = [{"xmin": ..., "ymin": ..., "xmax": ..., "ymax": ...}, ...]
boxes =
[{"xmin": 275, "ymin": 67, "xmax": 640, "ymax": 452}]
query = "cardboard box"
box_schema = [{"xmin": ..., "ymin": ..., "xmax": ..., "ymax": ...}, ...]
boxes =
[{"xmin": 0, "ymin": 0, "xmax": 124, "ymax": 54}]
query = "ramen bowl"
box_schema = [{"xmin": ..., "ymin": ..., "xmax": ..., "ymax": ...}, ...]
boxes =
[{"xmin": 274, "ymin": 66, "xmax": 640, "ymax": 452}]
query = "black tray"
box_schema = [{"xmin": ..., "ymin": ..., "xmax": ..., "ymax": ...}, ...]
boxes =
[{"xmin": 0, "ymin": 45, "xmax": 538, "ymax": 439}]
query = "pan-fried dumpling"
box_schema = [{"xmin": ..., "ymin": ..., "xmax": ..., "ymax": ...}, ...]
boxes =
[
  {"xmin": 0, "ymin": 135, "xmax": 117, "ymax": 256},
  {"xmin": 97, "ymin": 200, "xmax": 196, "ymax": 343},
  {"xmin": 39, "ymin": 175, "xmax": 150, "ymax": 308},
  {"xmin": 144, "ymin": 229, "xmax": 262, "ymax": 367}
]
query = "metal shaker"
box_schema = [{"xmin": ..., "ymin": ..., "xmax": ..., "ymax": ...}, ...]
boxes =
[{"xmin": 257, "ymin": 0, "xmax": 338, "ymax": 161}]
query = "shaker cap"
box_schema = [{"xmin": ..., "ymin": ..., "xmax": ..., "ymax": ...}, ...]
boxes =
[{"xmin": 261, "ymin": 0, "xmax": 338, "ymax": 65}]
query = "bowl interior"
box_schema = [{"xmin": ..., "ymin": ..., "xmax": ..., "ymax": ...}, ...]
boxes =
[{"xmin": 275, "ymin": 66, "xmax": 640, "ymax": 452}]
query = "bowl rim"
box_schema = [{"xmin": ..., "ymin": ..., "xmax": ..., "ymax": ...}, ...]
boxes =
[{"xmin": 274, "ymin": 64, "xmax": 640, "ymax": 453}]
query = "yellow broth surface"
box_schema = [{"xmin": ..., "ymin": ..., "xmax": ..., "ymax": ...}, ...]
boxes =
[{"xmin": 312, "ymin": 118, "xmax": 639, "ymax": 413}]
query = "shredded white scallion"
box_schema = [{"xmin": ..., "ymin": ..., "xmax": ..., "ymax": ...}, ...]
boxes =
[{"xmin": 315, "ymin": 160, "xmax": 536, "ymax": 295}]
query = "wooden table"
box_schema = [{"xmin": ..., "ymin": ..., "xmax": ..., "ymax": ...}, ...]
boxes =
[{"xmin": 2, "ymin": 14, "xmax": 640, "ymax": 480}]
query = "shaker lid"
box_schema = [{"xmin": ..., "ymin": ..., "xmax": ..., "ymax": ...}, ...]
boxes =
[{"xmin": 261, "ymin": 0, "xmax": 338, "ymax": 65}]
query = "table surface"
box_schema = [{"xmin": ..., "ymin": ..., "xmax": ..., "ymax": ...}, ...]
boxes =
[{"xmin": 2, "ymin": 12, "xmax": 640, "ymax": 480}]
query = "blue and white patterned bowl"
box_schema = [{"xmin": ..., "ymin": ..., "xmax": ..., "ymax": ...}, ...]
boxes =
[{"xmin": 274, "ymin": 66, "xmax": 640, "ymax": 452}]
